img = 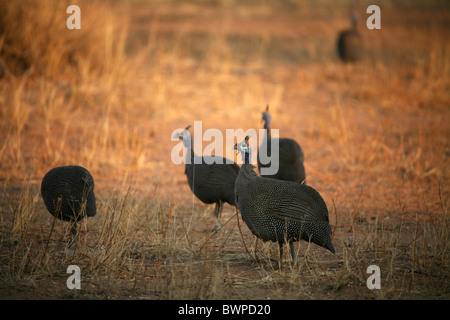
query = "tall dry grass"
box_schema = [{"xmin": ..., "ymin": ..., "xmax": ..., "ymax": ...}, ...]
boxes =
[
  {"xmin": 1, "ymin": 177, "xmax": 447, "ymax": 299},
  {"xmin": 0, "ymin": 0, "xmax": 449, "ymax": 299},
  {"xmin": 0, "ymin": 0, "xmax": 154, "ymax": 177},
  {"xmin": 0, "ymin": 0, "xmax": 130, "ymax": 80}
]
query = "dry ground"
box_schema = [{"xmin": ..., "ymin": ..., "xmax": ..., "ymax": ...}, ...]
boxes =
[{"xmin": 0, "ymin": 0, "xmax": 449, "ymax": 300}]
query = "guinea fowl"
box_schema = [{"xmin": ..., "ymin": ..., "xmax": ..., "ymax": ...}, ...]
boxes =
[
  {"xmin": 174, "ymin": 125, "xmax": 240, "ymax": 231},
  {"xmin": 235, "ymin": 138, "xmax": 334, "ymax": 266},
  {"xmin": 257, "ymin": 105, "xmax": 306, "ymax": 184},
  {"xmin": 41, "ymin": 165, "xmax": 97, "ymax": 246},
  {"xmin": 337, "ymin": 10, "xmax": 363, "ymax": 63}
]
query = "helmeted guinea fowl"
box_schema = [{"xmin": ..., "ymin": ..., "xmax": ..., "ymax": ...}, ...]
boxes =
[
  {"xmin": 337, "ymin": 10, "xmax": 363, "ymax": 63},
  {"xmin": 41, "ymin": 165, "xmax": 97, "ymax": 245},
  {"xmin": 235, "ymin": 138, "xmax": 334, "ymax": 266},
  {"xmin": 257, "ymin": 105, "xmax": 306, "ymax": 184},
  {"xmin": 174, "ymin": 125, "xmax": 240, "ymax": 231}
]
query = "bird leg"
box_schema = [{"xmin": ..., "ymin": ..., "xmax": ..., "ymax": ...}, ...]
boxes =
[
  {"xmin": 212, "ymin": 200, "xmax": 223, "ymax": 232},
  {"xmin": 276, "ymin": 242, "xmax": 297, "ymax": 269},
  {"xmin": 277, "ymin": 243, "xmax": 284, "ymax": 270},
  {"xmin": 289, "ymin": 241, "xmax": 297, "ymax": 267},
  {"xmin": 253, "ymin": 236, "xmax": 259, "ymax": 262}
]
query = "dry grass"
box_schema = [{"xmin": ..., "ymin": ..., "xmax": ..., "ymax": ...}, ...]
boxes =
[{"xmin": 0, "ymin": 0, "xmax": 449, "ymax": 300}]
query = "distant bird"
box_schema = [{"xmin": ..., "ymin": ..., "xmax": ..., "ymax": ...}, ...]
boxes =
[
  {"xmin": 257, "ymin": 105, "xmax": 306, "ymax": 184},
  {"xmin": 337, "ymin": 10, "xmax": 363, "ymax": 63},
  {"xmin": 41, "ymin": 165, "xmax": 97, "ymax": 245},
  {"xmin": 174, "ymin": 125, "xmax": 240, "ymax": 231},
  {"xmin": 234, "ymin": 138, "xmax": 334, "ymax": 266}
]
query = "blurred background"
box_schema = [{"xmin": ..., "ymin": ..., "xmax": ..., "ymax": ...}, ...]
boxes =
[{"xmin": 0, "ymin": 0, "xmax": 448, "ymax": 299}]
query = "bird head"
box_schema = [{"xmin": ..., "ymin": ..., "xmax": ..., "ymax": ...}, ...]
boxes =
[
  {"xmin": 325, "ymin": 241, "xmax": 335, "ymax": 255},
  {"xmin": 234, "ymin": 135, "xmax": 251, "ymax": 154},
  {"xmin": 173, "ymin": 125, "xmax": 192, "ymax": 141},
  {"xmin": 350, "ymin": 9, "xmax": 358, "ymax": 28},
  {"xmin": 173, "ymin": 125, "xmax": 192, "ymax": 148},
  {"xmin": 312, "ymin": 222, "xmax": 335, "ymax": 255},
  {"xmin": 261, "ymin": 104, "xmax": 269, "ymax": 120},
  {"xmin": 262, "ymin": 105, "xmax": 271, "ymax": 130}
]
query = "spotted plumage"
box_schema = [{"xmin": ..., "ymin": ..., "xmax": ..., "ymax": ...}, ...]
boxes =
[
  {"xmin": 41, "ymin": 165, "xmax": 96, "ymax": 246},
  {"xmin": 41, "ymin": 165, "xmax": 96, "ymax": 222},
  {"xmin": 235, "ymin": 159, "xmax": 334, "ymax": 265},
  {"xmin": 257, "ymin": 105, "xmax": 306, "ymax": 184},
  {"xmin": 175, "ymin": 125, "xmax": 240, "ymax": 230}
]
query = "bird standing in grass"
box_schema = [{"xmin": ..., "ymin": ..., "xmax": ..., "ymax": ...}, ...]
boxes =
[
  {"xmin": 234, "ymin": 137, "xmax": 334, "ymax": 267},
  {"xmin": 337, "ymin": 10, "xmax": 363, "ymax": 63},
  {"xmin": 174, "ymin": 125, "xmax": 240, "ymax": 231},
  {"xmin": 41, "ymin": 165, "xmax": 97, "ymax": 246},
  {"xmin": 257, "ymin": 105, "xmax": 306, "ymax": 184}
]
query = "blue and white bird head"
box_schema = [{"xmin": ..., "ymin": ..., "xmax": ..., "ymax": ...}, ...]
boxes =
[
  {"xmin": 173, "ymin": 125, "xmax": 192, "ymax": 148},
  {"xmin": 233, "ymin": 135, "xmax": 251, "ymax": 164}
]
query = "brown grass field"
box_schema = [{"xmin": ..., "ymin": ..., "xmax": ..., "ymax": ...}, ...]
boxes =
[{"xmin": 0, "ymin": 0, "xmax": 449, "ymax": 300}]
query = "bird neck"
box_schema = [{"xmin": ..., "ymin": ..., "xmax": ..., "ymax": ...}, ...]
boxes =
[
  {"xmin": 262, "ymin": 112, "xmax": 271, "ymax": 132},
  {"xmin": 240, "ymin": 164, "xmax": 257, "ymax": 180},
  {"xmin": 184, "ymin": 135, "xmax": 196, "ymax": 164},
  {"xmin": 244, "ymin": 149, "xmax": 250, "ymax": 164}
]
